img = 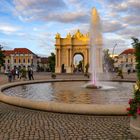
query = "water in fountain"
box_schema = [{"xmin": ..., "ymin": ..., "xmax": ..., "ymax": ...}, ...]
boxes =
[{"xmin": 86, "ymin": 7, "xmax": 103, "ymax": 89}]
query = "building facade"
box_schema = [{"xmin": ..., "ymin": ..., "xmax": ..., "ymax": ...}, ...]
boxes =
[
  {"xmin": 3, "ymin": 48, "xmax": 38, "ymax": 71},
  {"xmin": 37, "ymin": 57, "xmax": 50, "ymax": 72},
  {"xmin": 114, "ymin": 48, "xmax": 136, "ymax": 72}
]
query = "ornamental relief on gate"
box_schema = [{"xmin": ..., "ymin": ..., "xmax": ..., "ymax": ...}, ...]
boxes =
[{"xmin": 73, "ymin": 49, "xmax": 86, "ymax": 56}]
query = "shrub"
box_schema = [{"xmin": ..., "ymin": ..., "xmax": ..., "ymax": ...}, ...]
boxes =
[{"xmin": 127, "ymin": 38, "xmax": 140, "ymax": 118}]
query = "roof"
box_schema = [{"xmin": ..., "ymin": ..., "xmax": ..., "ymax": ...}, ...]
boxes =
[
  {"xmin": 120, "ymin": 48, "xmax": 135, "ymax": 55},
  {"xmin": 3, "ymin": 48, "xmax": 35, "ymax": 56},
  {"xmin": 14, "ymin": 48, "xmax": 33, "ymax": 54},
  {"xmin": 3, "ymin": 50, "xmax": 14, "ymax": 56},
  {"xmin": 40, "ymin": 57, "xmax": 49, "ymax": 64}
]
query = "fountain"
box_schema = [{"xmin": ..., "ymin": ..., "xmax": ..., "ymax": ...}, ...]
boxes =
[
  {"xmin": 0, "ymin": 8, "xmax": 134, "ymax": 115},
  {"xmin": 86, "ymin": 7, "xmax": 103, "ymax": 89}
]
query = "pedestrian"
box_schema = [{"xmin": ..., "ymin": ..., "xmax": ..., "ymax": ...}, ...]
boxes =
[
  {"xmin": 30, "ymin": 67, "xmax": 34, "ymax": 80},
  {"xmin": 28, "ymin": 66, "xmax": 34, "ymax": 80},
  {"xmin": 11, "ymin": 67, "xmax": 16, "ymax": 81},
  {"xmin": 127, "ymin": 69, "xmax": 131, "ymax": 74},
  {"xmin": 27, "ymin": 66, "xmax": 31, "ymax": 80},
  {"xmin": 117, "ymin": 69, "xmax": 124, "ymax": 79},
  {"xmin": 7, "ymin": 68, "xmax": 12, "ymax": 82},
  {"xmin": 15, "ymin": 67, "xmax": 20, "ymax": 79},
  {"xmin": 20, "ymin": 66, "xmax": 27, "ymax": 80},
  {"xmin": 85, "ymin": 63, "xmax": 89, "ymax": 74}
]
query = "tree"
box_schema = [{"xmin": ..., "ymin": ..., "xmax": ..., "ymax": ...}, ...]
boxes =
[
  {"xmin": 132, "ymin": 37, "xmax": 140, "ymax": 80},
  {"xmin": 103, "ymin": 49, "xmax": 114, "ymax": 72},
  {"xmin": 48, "ymin": 53, "xmax": 55, "ymax": 72},
  {"xmin": 0, "ymin": 45, "xmax": 5, "ymax": 69},
  {"xmin": 127, "ymin": 37, "xmax": 140, "ymax": 118}
]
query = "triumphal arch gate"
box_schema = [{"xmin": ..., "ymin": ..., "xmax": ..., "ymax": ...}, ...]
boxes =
[
  {"xmin": 55, "ymin": 30, "xmax": 90, "ymax": 73},
  {"xmin": 55, "ymin": 30, "xmax": 103, "ymax": 73}
]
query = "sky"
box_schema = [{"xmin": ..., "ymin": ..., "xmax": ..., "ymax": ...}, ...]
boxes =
[{"xmin": 0, "ymin": 0, "xmax": 139, "ymax": 57}]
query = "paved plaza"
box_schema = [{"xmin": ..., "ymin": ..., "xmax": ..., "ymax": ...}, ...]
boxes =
[{"xmin": 0, "ymin": 72, "xmax": 139, "ymax": 140}]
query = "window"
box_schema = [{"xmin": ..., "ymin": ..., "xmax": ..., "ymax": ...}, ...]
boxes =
[
  {"xmin": 28, "ymin": 59, "xmax": 30, "ymax": 63},
  {"xmin": 19, "ymin": 59, "xmax": 20, "ymax": 63},
  {"xmin": 23, "ymin": 59, "xmax": 25, "ymax": 63},
  {"xmin": 8, "ymin": 60, "xmax": 10, "ymax": 63},
  {"xmin": 14, "ymin": 59, "xmax": 16, "ymax": 63}
]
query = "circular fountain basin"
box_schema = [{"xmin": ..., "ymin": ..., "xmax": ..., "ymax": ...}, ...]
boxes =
[
  {"xmin": 3, "ymin": 81, "xmax": 133, "ymax": 105},
  {"xmin": 0, "ymin": 80, "xmax": 133, "ymax": 114}
]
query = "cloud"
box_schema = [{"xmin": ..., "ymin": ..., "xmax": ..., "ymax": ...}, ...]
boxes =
[
  {"xmin": 16, "ymin": 30, "xmax": 55, "ymax": 53},
  {"xmin": 64, "ymin": 24, "xmax": 89, "ymax": 35},
  {"xmin": 13, "ymin": 0, "xmax": 89, "ymax": 23},
  {"xmin": 0, "ymin": 24, "xmax": 20, "ymax": 34},
  {"xmin": 98, "ymin": 0, "xmax": 140, "ymax": 51},
  {"xmin": 110, "ymin": 1, "xmax": 128, "ymax": 12},
  {"xmin": 122, "ymin": 15, "xmax": 140, "ymax": 26},
  {"xmin": 13, "ymin": 30, "xmax": 55, "ymax": 56},
  {"xmin": 14, "ymin": 0, "xmax": 66, "ymax": 11},
  {"xmin": 102, "ymin": 20, "xmax": 125, "ymax": 33},
  {"xmin": 103, "ymin": 35, "xmax": 131, "ymax": 54},
  {"xmin": 0, "ymin": 0, "xmax": 15, "ymax": 13},
  {"xmin": 1, "ymin": 0, "xmax": 139, "ymax": 56},
  {"xmin": 118, "ymin": 27, "xmax": 140, "ymax": 39},
  {"xmin": 66, "ymin": 0, "xmax": 90, "ymax": 9},
  {"xmin": 43, "ymin": 12, "xmax": 88, "ymax": 23},
  {"xmin": 127, "ymin": 0, "xmax": 140, "ymax": 13},
  {"xmin": 104, "ymin": 0, "xmax": 140, "ymax": 14},
  {"xmin": 0, "ymin": 41, "xmax": 12, "ymax": 50},
  {"xmin": 13, "ymin": 0, "xmax": 67, "ymax": 22}
]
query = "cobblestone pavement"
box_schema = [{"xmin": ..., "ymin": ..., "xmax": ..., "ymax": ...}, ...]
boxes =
[
  {"xmin": 0, "ymin": 102, "xmax": 139, "ymax": 140},
  {"xmin": 0, "ymin": 72, "xmax": 139, "ymax": 140}
]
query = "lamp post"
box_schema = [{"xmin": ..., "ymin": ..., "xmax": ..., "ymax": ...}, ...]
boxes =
[{"xmin": 112, "ymin": 43, "xmax": 117, "ymax": 58}]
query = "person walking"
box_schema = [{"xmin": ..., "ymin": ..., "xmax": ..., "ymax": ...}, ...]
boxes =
[
  {"xmin": 30, "ymin": 67, "xmax": 34, "ymax": 80},
  {"xmin": 11, "ymin": 67, "xmax": 16, "ymax": 81},
  {"xmin": 20, "ymin": 66, "xmax": 27, "ymax": 80},
  {"xmin": 117, "ymin": 69, "xmax": 124, "ymax": 79},
  {"xmin": 28, "ymin": 66, "xmax": 34, "ymax": 80},
  {"xmin": 27, "ymin": 66, "xmax": 31, "ymax": 80},
  {"xmin": 127, "ymin": 69, "xmax": 131, "ymax": 74},
  {"xmin": 7, "ymin": 68, "xmax": 12, "ymax": 82}
]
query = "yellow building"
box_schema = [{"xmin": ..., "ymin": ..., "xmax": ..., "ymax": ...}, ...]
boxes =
[
  {"xmin": 3, "ymin": 48, "xmax": 38, "ymax": 71},
  {"xmin": 55, "ymin": 30, "xmax": 103, "ymax": 73}
]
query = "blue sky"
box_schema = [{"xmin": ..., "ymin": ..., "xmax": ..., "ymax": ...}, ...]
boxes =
[{"xmin": 0, "ymin": 0, "xmax": 139, "ymax": 56}]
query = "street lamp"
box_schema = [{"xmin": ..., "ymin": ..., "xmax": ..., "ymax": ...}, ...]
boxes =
[{"xmin": 112, "ymin": 43, "xmax": 117, "ymax": 58}]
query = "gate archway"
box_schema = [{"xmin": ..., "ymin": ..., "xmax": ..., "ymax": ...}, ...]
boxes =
[
  {"xmin": 55, "ymin": 30, "xmax": 103, "ymax": 73},
  {"xmin": 73, "ymin": 53, "xmax": 84, "ymax": 73}
]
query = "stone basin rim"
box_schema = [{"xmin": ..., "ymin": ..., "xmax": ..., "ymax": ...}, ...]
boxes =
[{"xmin": 0, "ymin": 79, "xmax": 130, "ymax": 115}]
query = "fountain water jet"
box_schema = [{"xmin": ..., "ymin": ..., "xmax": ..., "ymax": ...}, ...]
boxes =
[{"xmin": 86, "ymin": 7, "xmax": 103, "ymax": 89}]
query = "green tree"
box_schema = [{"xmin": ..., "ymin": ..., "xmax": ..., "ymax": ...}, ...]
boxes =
[
  {"xmin": 127, "ymin": 37, "xmax": 140, "ymax": 118},
  {"xmin": 0, "ymin": 45, "xmax": 5, "ymax": 69},
  {"xmin": 48, "ymin": 53, "xmax": 55, "ymax": 72},
  {"xmin": 103, "ymin": 49, "xmax": 114, "ymax": 72},
  {"xmin": 132, "ymin": 37, "xmax": 140, "ymax": 80}
]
